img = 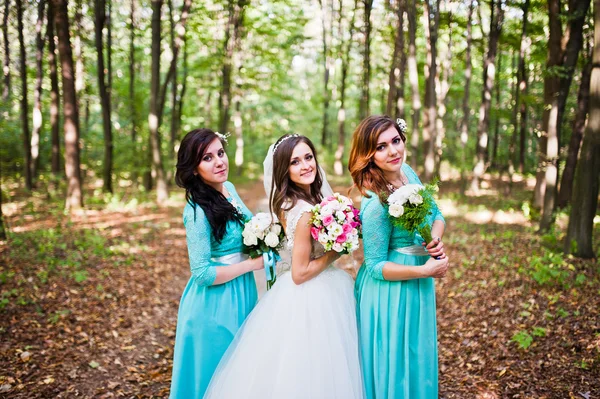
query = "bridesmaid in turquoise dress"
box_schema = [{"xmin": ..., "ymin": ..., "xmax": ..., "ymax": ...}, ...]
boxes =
[
  {"xmin": 170, "ymin": 129, "xmax": 264, "ymax": 399},
  {"xmin": 348, "ymin": 115, "xmax": 450, "ymax": 398}
]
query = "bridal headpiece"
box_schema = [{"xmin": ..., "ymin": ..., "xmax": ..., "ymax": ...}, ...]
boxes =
[{"xmin": 273, "ymin": 134, "xmax": 299, "ymax": 154}]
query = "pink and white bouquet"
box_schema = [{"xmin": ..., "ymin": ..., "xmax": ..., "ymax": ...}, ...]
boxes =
[
  {"xmin": 242, "ymin": 212, "xmax": 284, "ymax": 289},
  {"xmin": 386, "ymin": 182, "xmax": 437, "ymax": 244},
  {"xmin": 309, "ymin": 193, "xmax": 361, "ymax": 254}
]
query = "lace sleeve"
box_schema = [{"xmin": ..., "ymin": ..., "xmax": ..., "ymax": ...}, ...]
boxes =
[
  {"xmin": 285, "ymin": 201, "xmax": 314, "ymax": 250},
  {"xmin": 402, "ymin": 164, "xmax": 445, "ymax": 225},
  {"xmin": 361, "ymin": 195, "xmax": 392, "ymax": 280},
  {"xmin": 183, "ymin": 204, "xmax": 222, "ymax": 286}
]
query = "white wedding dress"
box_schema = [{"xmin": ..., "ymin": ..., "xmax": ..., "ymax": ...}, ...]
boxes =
[{"xmin": 204, "ymin": 200, "xmax": 365, "ymax": 399}]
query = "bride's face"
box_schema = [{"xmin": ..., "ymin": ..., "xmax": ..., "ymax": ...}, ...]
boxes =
[
  {"xmin": 196, "ymin": 138, "xmax": 229, "ymax": 188},
  {"xmin": 372, "ymin": 127, "xmax": 405, "ymax": 175},
  {"xmin": 288, "ymin": 142, "xmax": 316, "ymax": 192}
]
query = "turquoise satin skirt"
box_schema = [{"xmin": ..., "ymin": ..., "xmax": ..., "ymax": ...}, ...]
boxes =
[
  {"xmin": 169, "ymin": 269, "xmax": 257, "ymax": 399},
  {"xmin": 355, "ymin": 249, "xmax": 438, "ymax": 399}
]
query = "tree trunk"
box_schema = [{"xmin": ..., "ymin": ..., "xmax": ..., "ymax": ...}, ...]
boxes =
[
  {"xmin": 95, "ymin": 0, "xmax": 113, "ymax": 193},
  {"xmin": 540, "ymin": 0, "xmax": 590, "ymax": 231},
  {"xmin": 52, "ymin": 0, "xmax": 83, "ymax": 210},
  {"xmin": 434, "ymin": 11, "xmax": 452, "ymax": 176},
  {"xmin": 149, "ymin": 0, "xmax": 168, "ymax": 204},
  {"xmin": 509, "ymin": 0, "xmax": 529, "ymax": 178},
  {"xmin": 387, "ymin": 0, "xmax": 405, "ymax": 116},
  {"xmin": 17, "ymin": 0, "xmax": 32, "ymax": 191},
  {"xmin": 176, "ymin": 34, "xmax": 188, "ymax": 140},
  {"xmin": 406, "ymin": 0, "xmax": 420, "ymax": 169},
  {"xmin": 422, "ymin": 0, "xmax": 440, "ymax": 181},
  {"xmin": 334, "ymin": 0, "xmax": 358, "ymax": 176},
  {"xmin": 359, "ymin": 0, "xmax": 373, "ymax": 119},
  {"xmin": 129, "ymin": 0, "xmax": 137, "ymax": 142},
  {"xmin": 318, "ymin": 0, "xmax": 332, "ymax": 146},
  {"xmin": 2, "ymin": 0, "xmax": 10, "ymax": 102},
  {"xmin": 168, "ymin": 0, "xmax": 178, "ymax": 154},
  {"xmin": 74, "ymin": 0, "xmax": 84, "ymax": 108},
  {"xmin": 557, "ymin": 57, "xmax": 592, "ymax": 208},
  {"xmin": 219, "ymin": 0, "xmax": 246, "ymax": 135},
  {"xmin": 396, "ymin": 13, "xmax": 407, "ymax": 120},
  {"xmin": 459, "ymin": 0, "xmax": 474, "ymax": 193},
  {"xmin": 107, "ymin": 0, "xmax": 112, "ymax": 97},
  {"xmin": 31, "ymin": 0, "xmax": 47, "ymax": 182},
  {"xmin": 47, "ymin": 2, "xmax": 60, "ymax": 175},
  {"xmin": 564, "ymin": 0, "xmax": 600, "ymax": 258},
  {"xmin": 471, "ymin": 0, "xmax": 504, "ymax": 192},
  {"xmin": 491, "ymin": 48, "xmax": 502, "ymax": 168}
]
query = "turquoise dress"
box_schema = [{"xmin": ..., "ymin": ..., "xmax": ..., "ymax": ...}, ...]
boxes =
[
  {"xmin": 356, "ymin": 163, "xmax": 445, "ymax": 399},
  {"xmin": 169, "ymin": 181, "xmax": 258, "ymax": 399}
]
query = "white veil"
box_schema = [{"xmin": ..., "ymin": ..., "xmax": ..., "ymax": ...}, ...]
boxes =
[{"xmin": 263, "ymin": 143, "xmax": 334, "ymax": 204}]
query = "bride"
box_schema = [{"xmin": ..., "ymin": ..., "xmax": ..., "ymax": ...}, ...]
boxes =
[{"xmin": 204, "ymin": 134, "xmax": 365, "ymax": 399}]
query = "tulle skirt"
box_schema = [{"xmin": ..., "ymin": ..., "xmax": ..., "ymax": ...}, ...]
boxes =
[{"xmin": 204, "ymin": 267, "xmax": 365, "ymax": 399}]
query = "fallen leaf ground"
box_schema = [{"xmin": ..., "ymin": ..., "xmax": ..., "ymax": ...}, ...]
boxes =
[{"xmin": 1, "ymin": 176, "xmax": 599, "ymax": 398}]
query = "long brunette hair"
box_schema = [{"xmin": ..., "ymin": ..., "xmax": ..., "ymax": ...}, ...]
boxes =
[
  {"xmin": 175, "ymin": 128, "xmax": 244, "ymax": 242},
  {"xmin": 348, "ymin": 115, "xmax": 407, "ymax": 199}
]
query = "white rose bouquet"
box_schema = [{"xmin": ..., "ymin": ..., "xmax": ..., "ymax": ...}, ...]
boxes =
[
  {"xmin": 308, "ymin": 193, "xmax": 362, "ymax": 254},
  {"xmin": 386, "ymin": 182, "xmax": 438, "ymax": 245},
  {"xmin": 242, "ymin": 213, "xmax": 284, "ymax": 289}
]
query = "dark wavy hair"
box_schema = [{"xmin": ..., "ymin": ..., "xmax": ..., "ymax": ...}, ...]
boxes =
[
  {"xmin": 269, "ymin": 134, "xmax": 324, "ymax": 222},
  {"xmin": 175, "ymin": 128, "xmax": 244, "ymax": 242},
  {"xmin": 348, "ymin": 115, "xmax": 407, "ymax": 201}
]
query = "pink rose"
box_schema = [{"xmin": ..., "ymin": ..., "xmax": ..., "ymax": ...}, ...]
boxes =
[
  {"xmin": 336, "ymin": 233, "xmax": 347, "ymax": 243},
  {"xmin": 322, "ymin": 214, "xmax": 334, "ymax": 226},
  {"xmin": 342, "ymin": 223, "xmax": 353, "ymax": 234},
  {"xmin": 345, "ymin": 211, "xmax": 354, "ymax": 221},
  {"xmin": 352, "ymin": 207, "xmax": 360, "ymax": 218},
  {"xmin": 310, "ymin": 226, "xmax": 320, "ymax": 240},
  {"xmin": 351, "ymin": 221, "xmax": 360, "ymax": 229}
]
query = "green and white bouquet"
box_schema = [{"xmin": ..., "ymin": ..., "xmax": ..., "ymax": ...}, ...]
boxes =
[
  {"xmin": 242, "ymin": 213, "xmax": 284, "ymax": 289},
  {"xmin": 386, "ymin": 182, "xmax": 438, "ymax": 244}
]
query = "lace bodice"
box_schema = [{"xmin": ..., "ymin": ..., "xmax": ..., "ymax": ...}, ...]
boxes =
[
  {"xmin": 361, "ymin": 163, "xmax": 445, "ymax": 280},
  {"xmin": 276, "ymin": 200, "xmax": 325, "ymax": 272}
]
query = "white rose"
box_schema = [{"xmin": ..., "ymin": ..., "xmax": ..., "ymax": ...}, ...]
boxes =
[
  {"xmin": 243, "ymin": 232, "xmax": 258, "ymax": 246},
  {"xmin": 329, "ymin": 201, "xmax": 341, "ymax": 211},
  {"xmin": 335, "ymin": 210, "xmax": 346, "ymax": 222},
  {"xmin": 389, "ymin": 203, "xmax": 405, "ymax": 218},
  {"xmin": 270, "ymin": 223, "xmax": 282, "ymax": 236},
  {"xmin": 264, "ymin": 232, "xmax": 280, "ymax": 248},
  {"xmin": 318, "ymin": 232, "xmax": 330, "ymax": 245},
  {"xmin": 321, "ymin": 205, "xmax": 333, "ymax": 216},
  {"xmin": 332, "ymin": 242, "xmax": 344, "ymax": 252},
  {"xmin": 328, "ymin": 223, "xmax": 343, "ymax": 237},
  {"xmin": 408, "ymin": 193, "xmax": 423, "ymax": 205}
]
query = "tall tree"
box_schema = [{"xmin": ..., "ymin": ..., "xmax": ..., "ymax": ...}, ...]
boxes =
[
  {"xmin": 47, "ymin": 1, "xmax": 60, "ymax": 176},
  {"xmin": 51, "ymin": 0, "xmax": 83, "ymax": 210},
  {"xmin": 422, "ymin": 0, "xmax": 440, "ymax": 180},
  {"xmin": 149, "ymin": 0, "xmax": 168, "ymax": 204},
  {"xmin": 359, "ymin": 0, "xmax": 373, "ymax": 118},
  {"xmin": 2, "ymin": 0, "xmax": 9, "ymax": 102},
  {"xmin": 539, "ymin": 0, "xmax": 590, "ymax": 231},
  {"xmin": 74, "ymin": 0, "xmax": 84, "ymax": 111},
  {"xmin": 557, "ymin": 56, "xmax": 591, "ymax": 208},
  {"xmin": 95, "ymin": 0, "xmax": 113, "ymax": 193},
  {"xmin": 434, "ymin": 11, "xmax": 452, "ymax": 175},
  {"xmin": 334, "ymin": 0, "xmax": 358, "ymax": 176},
  {"xmin": 16, "ymin": 0, "xmax": 32, "ymax": 190},
  {"xmin": 318, "ymin": 0, "xmax": 332, "ymax": 146},
  {"xmin": 460, "ymin": 0, "xmax": 475, "ymax": 192},
  {"xmin": 470, "ymin": 0, "xmax": 504, "ymax": 192},
  {"xmin": 509, "ymin": 0, "xmax": 530, "ymax": 178},
  {"xmin": 168, "ymin": 0, "xmax": 178, "ymax": 154},
  {"xmin": 386, "ymin": 0, "xmax": 405, "ymax": 116},
  {"xmin": 406, "ymin": 0, "xmax": 420, "ymax": 169},
  {"xmin": 564, "ymin": 0, "xmax": 600, "ymax": 258},
  {"xmin": 491, "ymin": 48, "xmax": 502, "ymax": 168},
  {"xmin": 31, "ymin": 0, "xmax": 47, "ymax": 181},
  {"xmin": 129, "ymin": 0, "xmax": 137, "ymax": 142},
  {"xmin": 218, "ymin": 0, "xmax": 246, "ymax": 135}
]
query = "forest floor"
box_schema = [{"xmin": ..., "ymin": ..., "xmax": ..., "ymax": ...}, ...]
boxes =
[{"xmin": 1, "ymin": 174, "xmax": 599, "ymax": 398}]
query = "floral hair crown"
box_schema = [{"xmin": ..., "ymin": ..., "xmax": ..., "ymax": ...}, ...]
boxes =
[
  {"xmin": 215, "ymin": 131, "xmax": 230, "ymax": 144},
  {"xmin": 273, "ymin": 134, "xmax": 300, "ymax": 154},
  {"xmin": 396, "ymin": 118, "xmax": 408, "ymax": 134}
]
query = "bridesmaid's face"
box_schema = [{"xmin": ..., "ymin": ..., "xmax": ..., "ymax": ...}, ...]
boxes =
[
  {"xmin": 196, "ymin": 138, "xmax": 229, "ymax": 187},
  {"xmin": 372, "ymin": 127, "xmax": 405, "ymax": 174},
  {"xmin": 288, "ymin": 142, "xmax": 316, "ymax": 192}
]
